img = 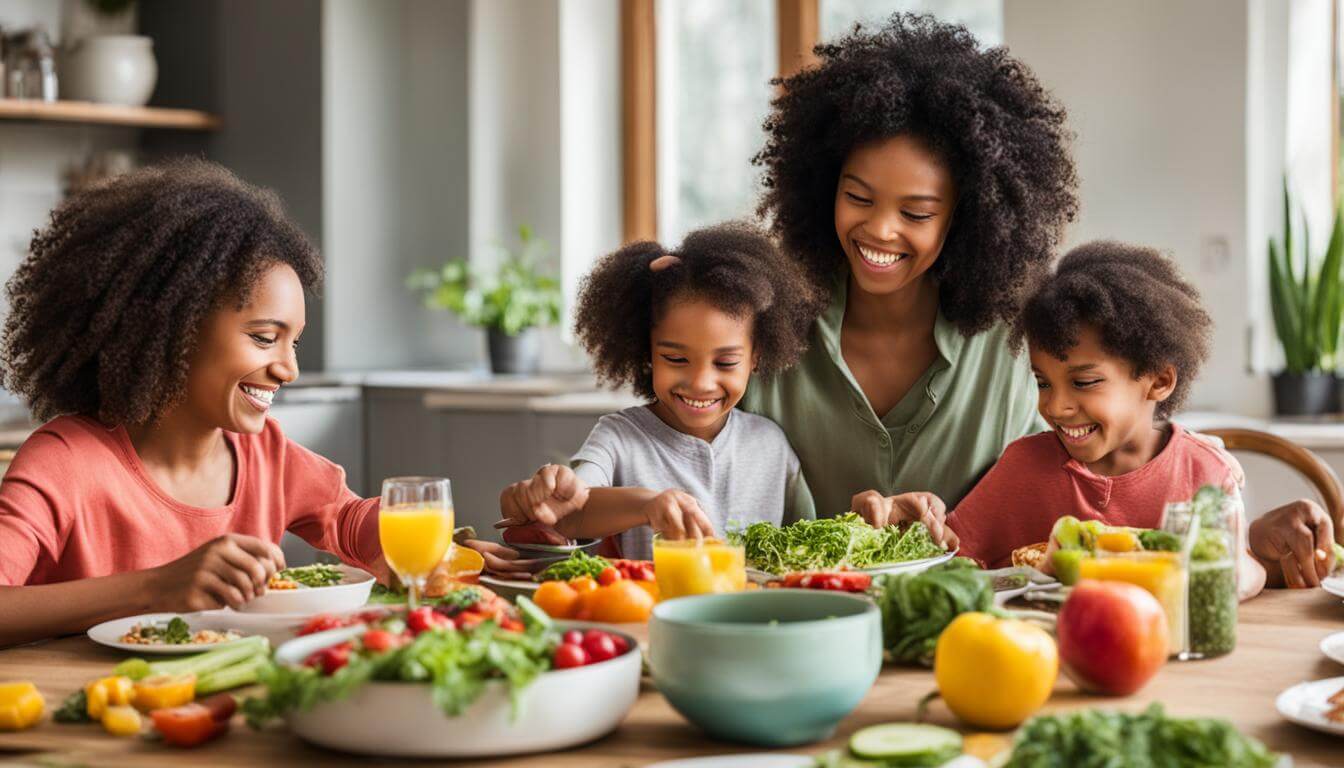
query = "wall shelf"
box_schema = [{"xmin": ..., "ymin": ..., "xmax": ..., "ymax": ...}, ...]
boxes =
[{"xmin": 0, "ymin": 99, "xmax": 219, "ymax": 130}]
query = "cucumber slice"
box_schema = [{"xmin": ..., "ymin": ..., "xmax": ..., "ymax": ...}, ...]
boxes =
[
  {"xmin": 514, "ymin": 595, "xmax": 552, "ymax": 631},
  {"xmin": 849, "ymin": 723, "xmax": 962, "ymax": 766}
]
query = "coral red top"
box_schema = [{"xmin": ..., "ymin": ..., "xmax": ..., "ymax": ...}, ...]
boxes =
[
  {"xmin": 947, "ymin": 424, "xmax": 1240, "ymax": 568},
  {"xmin": 0, "ymin": 415, "xmax": 381, "ymax": 585}
]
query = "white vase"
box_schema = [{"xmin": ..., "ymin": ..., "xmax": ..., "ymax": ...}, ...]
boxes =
[{"xmin": 63, "ymin": 35, "xmax": 157, "ymax": 106}]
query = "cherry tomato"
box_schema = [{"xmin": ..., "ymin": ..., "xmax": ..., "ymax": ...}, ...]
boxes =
[
  {"xmin": 562, "ymin": 630, "xmax": 584, "ymax": 646},
  {"xmin": 499, "ymin": 617, "xmax": 525, "ymax": 633},
  {"xmin": 609, "ymin": 633, "xmax": 631, "ymax": 655},
  {"xmin": 406, "ymin": 606, "xmax": 449, "ymax": 635},
  {"xmin": 297, "ymin": 614, "xmax": 346, "ymax": 636},
  {"xmin": 197, "ymin": 693, "xmax": 237, "ymax": 724},
  {"xmin": 361, "ymin": 629, "xmax": 399, "ymax": 653},
  {"xmin": 582, "ymin": 632, "xmax": 617, "ymax": 663},
  {"xmin": 304, "ymin": 643, "xmax": 352, "ymax": 675},
  {"xmin": 597, "ymin": 566, "xmax": 622, "ymax": 586},
  {"xmin": 553, "ymin": 643, "xmax": 588, "ymax": 669}
]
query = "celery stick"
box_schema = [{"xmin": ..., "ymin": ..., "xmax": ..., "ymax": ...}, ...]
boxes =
[
  {"xmin": 196, "ymin": 656, "xmax": 266, "ymax": 695},
  {"xmin": 146, "ymin": 636, "xmax": 269, "ymax": 679}
]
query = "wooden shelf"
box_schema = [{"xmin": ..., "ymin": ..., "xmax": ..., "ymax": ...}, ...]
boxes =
[{"xmin": 0, "ymin": 99, "xmax": 219, "ymax": 130}]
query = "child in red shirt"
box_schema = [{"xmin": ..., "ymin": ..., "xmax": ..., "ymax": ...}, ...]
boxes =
[
  {"xmin": 946, "ymin": 241, "xmax": 1266, "ymax": 596},
  {"xmin": 0, "ymin": 161, "xmax": 520, "ymax": 646}
]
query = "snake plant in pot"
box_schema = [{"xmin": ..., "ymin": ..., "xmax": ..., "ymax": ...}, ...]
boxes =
[
  {"xmin": 1267, "ymin": 183, "xmax": 1344, "ymax": 415},
  {"xmin": 408, "ymin": 226, "xmax": 562, "ymax": 374}
]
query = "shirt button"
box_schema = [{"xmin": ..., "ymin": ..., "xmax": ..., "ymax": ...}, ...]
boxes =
[
  {"xmin": 879, "ymin": 433, "xmax": 891, "ymax": 447},
  {"xmin": 907, "ymin": 423, "xmax": 921, "ymax": 434}
]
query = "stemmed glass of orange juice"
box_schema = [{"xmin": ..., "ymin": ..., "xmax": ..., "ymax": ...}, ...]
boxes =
[{"xmin": 379, "ymin": 476, "xmax": 454, "ymax": 609}]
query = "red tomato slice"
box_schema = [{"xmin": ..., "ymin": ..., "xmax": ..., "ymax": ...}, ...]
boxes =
[{"xmin": 151, "ymin": 703, "xmax": 229, "ymax": 747}]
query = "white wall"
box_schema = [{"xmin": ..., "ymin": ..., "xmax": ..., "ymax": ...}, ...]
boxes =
[
  {"xmin": 469, "ymin": 0, "xmax": 622, "ymax": 367},
  {"xmin": 323, "ymin": 0, "xmax": 477, "ymax": 370},
  {"xmin": 1004, "ymin": 0, "xmax": 1283, "ymax": 416}
]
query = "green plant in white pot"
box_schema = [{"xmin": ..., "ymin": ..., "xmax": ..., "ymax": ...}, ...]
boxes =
[
  {"xmin": 1267, "ymin": 181, "xmax": 1344, "ymax": 415},
  {"xmin": 408, "ymin": 226, "xmax": 562, "ymax": 374}
]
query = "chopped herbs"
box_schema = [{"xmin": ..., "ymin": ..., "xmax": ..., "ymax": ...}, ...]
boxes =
[
  {"xmin": 272, "ymin": 564, "xmax": 344, "ymax": 588},
  {"xmin": 728, "ymin": 514, "xmax": 946, "ymax": 575},
  {"xmin": 1004, "ymin": 704, "xmax": 1278, "ymax": 768},
  {"xmin": 535, "ymin": 550, "xmax": 611, "ymax": 582}
]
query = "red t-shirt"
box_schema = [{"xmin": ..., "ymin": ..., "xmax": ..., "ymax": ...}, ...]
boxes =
[
  {"xmin": 0, "ymin": 415, "xmax": 382, "ymax": 586},
  {"xmin": 947, "ymin": 424, "xmax": 1240, "ymax": 568}
]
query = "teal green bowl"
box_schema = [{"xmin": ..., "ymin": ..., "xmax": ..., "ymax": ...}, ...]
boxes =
[{"xmin": 648, "ymin": 589, "xmax": 881, "ymax": 747}]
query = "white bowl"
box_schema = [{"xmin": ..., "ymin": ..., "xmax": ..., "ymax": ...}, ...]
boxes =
[
  {"xmin": 239, "ymin": 564, "xmax": 375, "ymax": 614},
  {"xmin": 274, "ymin": 623, "xmax": 641, "ymax": 757}
]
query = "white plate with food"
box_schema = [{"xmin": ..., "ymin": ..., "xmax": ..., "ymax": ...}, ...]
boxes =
[
  {"xmin": 479, "ymin": 574, "xmax": 541, "ymax": 601},
  {"xmin": 88, "ymin": 613, "xmax": 251, "ymax": 655},
  {"xmin": 1323, "ymin": 575, "xmax": 1344, "ymax": 601},
  {"xmin": 240, "ymin": 563, "xmax": 376, "ymax": 614},
  {"xmin": 1276, "ymin": 675, "xmax": 1344, "ymax": 737},
  {"xmin": 857, "ymin": 549, "xmax": 959, "ymax": 576},
  {"xmin": 1321, "ymin": 632, "xmax": 1344, "ymax": 667}
]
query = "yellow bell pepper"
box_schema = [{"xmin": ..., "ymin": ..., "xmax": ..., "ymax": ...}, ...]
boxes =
[
  {"xmin": 0, "ymin": 681, "xmax": 44, "ymax": 731},
  {"xmin": 1096, "ymin": 530, "xmax": 1139, "ymax": 552},
  {"xmin": 132, "ymin": 674, "xmax": 196, "ymax": 712},
  {"xmin": 85, "ymin": 675, "xmax": 135, "ymax": 720},
  {"xmin": 934, "ymin": 612, "xmax": 1058, "ymax": 729},
  {"xmin": 101, "ymin": 705, "xmax": 142, "ymax": 737}
]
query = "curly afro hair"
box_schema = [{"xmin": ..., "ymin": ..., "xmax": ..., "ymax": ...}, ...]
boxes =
[
  {"xmin": 755, "ymin": 13, "xmax": 1078, "ymax": 335},
  {"xmin": 2, "ymin": 158, "xmax": 322, "ymax": 425},
  {"xmin": 1015, "ymin": 241, "xmax": 1212, "ymax": 419},
  {"xmin": 574, "ymin": 222, "xmax": 818, "ymax": 400}
]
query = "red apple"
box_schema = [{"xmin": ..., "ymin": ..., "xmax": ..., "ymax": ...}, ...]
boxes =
[{"xmin": 1057, "ymin": 579, "xmax": 1169, "ymax": 695}]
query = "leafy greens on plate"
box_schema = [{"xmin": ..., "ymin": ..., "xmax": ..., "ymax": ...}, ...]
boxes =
[
  {"xmin": 870, "ymin": 558, "xmax": 997, "ymax": 666},
  {"xmin": 728, "ymin": 513, "xmax": 946, "ymax": 575}
]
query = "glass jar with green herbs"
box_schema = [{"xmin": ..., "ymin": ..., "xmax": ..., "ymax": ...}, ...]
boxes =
[{"xmin": 1162, "ymin": 485, "xmax": 1239, "ymax": 659}]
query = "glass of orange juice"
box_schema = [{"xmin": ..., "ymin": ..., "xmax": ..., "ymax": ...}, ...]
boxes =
[
  {"xmin": 379, "ymin": 476, "xmax": 454, "ymax": 609},
  {"xmin": 1078, "ymin": 550, "xmax": 1187, "ymax": 655},
  {"xmin": 652, "ymin": 538, "xmax": 746, "ymax": 600}
]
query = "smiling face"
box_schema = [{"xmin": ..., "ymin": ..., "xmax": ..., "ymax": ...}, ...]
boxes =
[
  {"xmin": 1030, "ymin": 325, "xmax": 1177, "ymax": 475},
  {"xmin": 833, "ymin": 134, "xmax": 957, "ymax": 298},
  {"xmin": 181, "ymin": 262, "xmax": 306, "ymax": 434},
  {"xmin": 648, "ymin": 297, "xmax": 756, "ymax": 442}
]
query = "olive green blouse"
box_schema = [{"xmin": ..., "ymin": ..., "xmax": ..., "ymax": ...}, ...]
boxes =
[{"xmin": 739, "ymin": 276, "xmax": 1046, "ymax": 516}]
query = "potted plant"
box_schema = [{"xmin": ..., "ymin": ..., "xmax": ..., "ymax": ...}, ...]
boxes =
[
  {"xmin": 408, "ymin": 226, "xmax": 562, "ymax": 375},
  {"xmin": 1267, "ymin": 181, "xmax": 1344, "ymax": 416}
]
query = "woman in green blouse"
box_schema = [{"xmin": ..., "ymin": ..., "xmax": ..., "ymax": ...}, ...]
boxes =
[{"xmin": 740, "ymin": 15, "xmax": 1077, "ymax": 531}]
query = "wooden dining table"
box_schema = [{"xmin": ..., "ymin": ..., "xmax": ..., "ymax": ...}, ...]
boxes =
[{"xmin": 0, "ymin": 588, "xmax": 1341, "ymax": 767}]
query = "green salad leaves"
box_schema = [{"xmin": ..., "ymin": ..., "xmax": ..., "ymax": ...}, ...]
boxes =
[
  {"xmin": 729, "ymin": 514, "xmax": 945, "ymax": 574},
  {"xmin": 535, "ymin": 550, "xmax": 611, "ymax": 582},
  {"xmin": 1004, "ymin": 704, "xmax": 1279, "ymax": 768},
  {"xmin": 870, "ymin": 558, "xmax": 997, "ymax": 666},
  {"xmin": 273, "ymin": 564, "xmax": 344, "ymax": 587},
  {"xmin": 242, "ymin": 620, "xmax": 555, "ymax": 728}
]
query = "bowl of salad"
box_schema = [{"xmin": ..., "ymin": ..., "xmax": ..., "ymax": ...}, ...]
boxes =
[
  {"xmin": 730, "ymin": 514, "xmax": 955, "ymax": 579},
  {"xmin": 244, "ymin": 594, "xmax": 641, "ymax": 757},
  {"xmin": 240, "ymin": 563, "xmax": 375, "ymax": 615}
]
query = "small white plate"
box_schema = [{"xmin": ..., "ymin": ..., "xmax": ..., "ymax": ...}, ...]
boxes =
[
  {"xmin": 1321, "ymin": 632, "xmax": 1344, "ymax": 666},
  {"xmin": 1323, "ymin": 575, "xmax": 1344, "ymax": 600},
  {"xmin": 747, "ymin": 549, "xmax": 959, "ymax": 581},
  {"xmin": 88, "ymin": 612, "xmax": 253, "ymax": 655},
  {"xmin": 1276, "ymin": 676, "xmax": 1344, "ymax": 737},
  {"xmin": 239, "ymin": 564, "xmax": 375, "ymax": 614},
  {"xmin": 479, "ymin": 574, "xmax": 541, "ymax": 602}
]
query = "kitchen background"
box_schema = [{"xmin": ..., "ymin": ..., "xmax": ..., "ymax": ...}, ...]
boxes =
[{"xmin": 0, "ymin": 0, "xmax": 1339, "ymax": 563}]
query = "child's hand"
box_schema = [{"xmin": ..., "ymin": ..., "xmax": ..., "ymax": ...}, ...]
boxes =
[
  {"xmin": 497, "ymin": 464, "xmax": 591, "ymax": 528},
  {"xmin": 152, "ymin": 533, "xmax": 286, "ymax": 611},
  {"xmin": 850, "ymin": 490, "xmax": 959, "ymax": 549},
  {"xmin": 462, "ymin": 539, "xmax": 547, "ymax": 580},
  {"xmin": 1249, "ymin": 499, "xmax": 1336, "ymax": 588},
  {"xmin": 641, "ymin": 489, "xmax": 717, "ymax": 541}
]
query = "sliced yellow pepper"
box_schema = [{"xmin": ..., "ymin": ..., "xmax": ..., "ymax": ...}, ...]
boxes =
[
  {"xmin": 132, "ymin": 673, "xmax": 196, "ymax": 712},
  {"xmin": 85, "ymin": 675, "xmax": 134, "ymax": 720},
  {"xmin": 1096, "ymin": 530, "xmax": 1140, "ymax": 552},
  {"xmin": 101, "ymin": 704, "xmax": 142, "ymax": 737},
  {"xmin": 0, "ymin": 681, "xmax": 44, "ymax": 731}
]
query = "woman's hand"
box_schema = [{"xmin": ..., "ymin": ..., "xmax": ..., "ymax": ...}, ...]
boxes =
[
  {"xmin": 640, "ymin": 490, "xmax": 716, "ymax": 541},
  {"xmin": 151, "ymin": 533, "xmax": 285, "ymax": 611},
  {"xmin": 462, "ymin": 539, "xmax": 546, "ymax": 580},
  {"xmin": 1248, "ymin": 499, "xmax": 1336, "ymax": 588},
  {"xmin": 850, "ymin": 490, "xmax": 959, "ymax": 548},
  {"xmin": 497, "ymin": 464, "xmax": 591, "ymax": 529}
]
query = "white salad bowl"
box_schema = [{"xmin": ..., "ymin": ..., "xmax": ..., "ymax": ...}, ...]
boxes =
[
  {"xmin": 272, "ymin": 623, "xmax": 642, "ymax": 757},
  {"xmin": 239, "ymin": 564, "xmax": 375, "ymax": 614}
]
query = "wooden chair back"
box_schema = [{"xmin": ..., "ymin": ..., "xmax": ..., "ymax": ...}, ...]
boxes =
[{"xmin": 1201, "ymin": 427, "xmax": 1344, "ymax": 535}]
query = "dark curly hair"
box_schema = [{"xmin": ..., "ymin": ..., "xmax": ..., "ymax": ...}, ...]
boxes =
[
  {"xmin": 574, "ymin": 222, "xmax": 817, "ymax": 400},
  {"xmin": 755, "ymin": 13, "xmax": 1078, "ymax": 335},
  {"xmin": 2, "ymin": 158, "xmax": 323, "ymax": 425},
  {"xmin": 1015, "ymin": 241, "xmax": 1211, "ymax": 419}
]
